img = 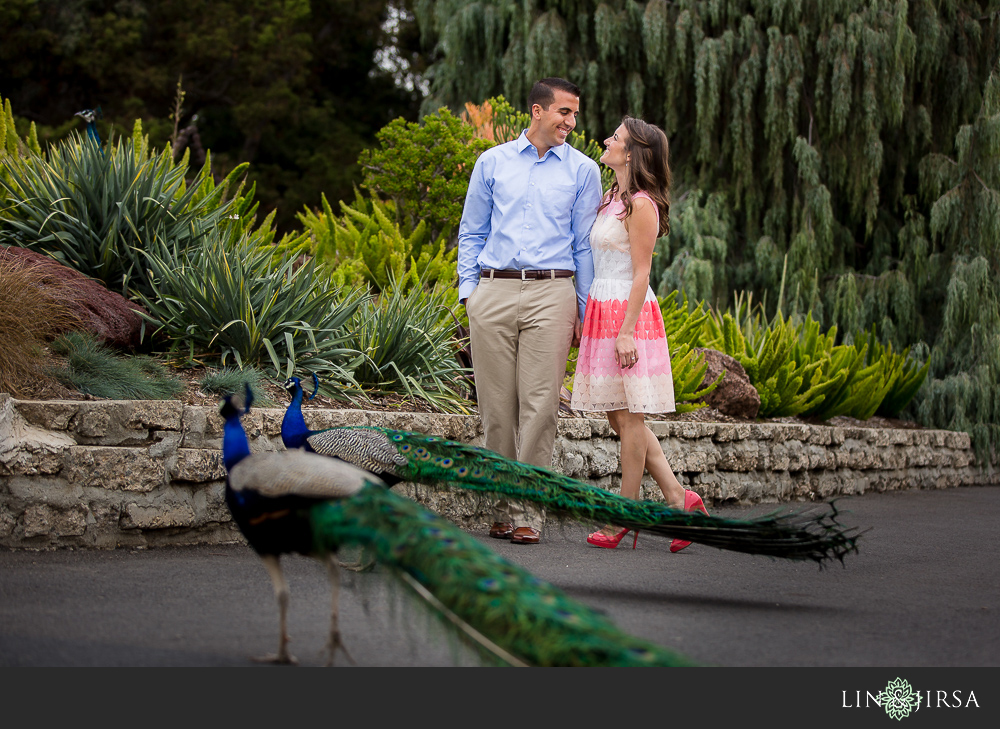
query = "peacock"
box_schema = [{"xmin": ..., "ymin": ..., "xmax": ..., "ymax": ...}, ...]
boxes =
[
  {"xmin": 74, "ymin": 107, "xmax": 103, "ymax": 147},
  {"xmin": 221, "ymin": 386, "xmax": 699, "ymax": 667},
  {"xmin": 280, "ymin": 376, "xmax": 861, "ymax": 565}
]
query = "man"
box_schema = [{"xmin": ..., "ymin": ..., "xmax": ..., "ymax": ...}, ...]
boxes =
[{"xmin": 458, "ymin": 77, "xmax": 602, "ymax": 544}]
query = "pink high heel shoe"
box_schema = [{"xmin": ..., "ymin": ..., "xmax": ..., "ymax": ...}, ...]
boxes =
[
  {"xmin": 670, "ymin": 490, "xmax": 709, "ymax": 553},
  {"xmin": 587, "ymin": 527, "xmax": 639, "ymax": 549}
]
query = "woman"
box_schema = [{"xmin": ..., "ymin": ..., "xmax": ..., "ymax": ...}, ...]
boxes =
[{"xmin": 570, "ymin": 116, "xmax": 709, "ymax": 552}]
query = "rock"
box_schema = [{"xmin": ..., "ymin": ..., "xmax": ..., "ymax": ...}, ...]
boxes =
[
  {"xmin": 0, "ymin": 246, "xmax": 148, "ymax": 349},
  {"xmin": 693, "ymin": 348, "xmax": 760, "ymax": 419}
]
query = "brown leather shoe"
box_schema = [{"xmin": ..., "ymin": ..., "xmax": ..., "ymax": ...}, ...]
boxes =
[
  {"xmin": 489, "ymin": 522, "xmax": 515, "ymax": 539},
  {"xmin": 510, "ymin": 526, "xmax": 541, "ymax": 544}
]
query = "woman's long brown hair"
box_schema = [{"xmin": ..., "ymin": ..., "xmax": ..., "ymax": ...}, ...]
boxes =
[{"xmin": 597, "ymin": 116, "xmax": 672, "ymax": 237}]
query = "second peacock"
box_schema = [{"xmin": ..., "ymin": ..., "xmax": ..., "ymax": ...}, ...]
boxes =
[{"xmin": 281, "ymin": 376, "xmax": 861, "ymax": 565}]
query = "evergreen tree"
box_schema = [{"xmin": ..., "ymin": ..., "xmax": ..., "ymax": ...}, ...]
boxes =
[
  {"xmin": 0, "ymin": 0, "xmax": 427, "ymax": 232},
  {"xmin": 913, "ymin": 65, "xmax": 1000, "ymax": 463},
  {"xmin": 416, "ymin": 0, "xmax": 1000, "ymax": 463}
]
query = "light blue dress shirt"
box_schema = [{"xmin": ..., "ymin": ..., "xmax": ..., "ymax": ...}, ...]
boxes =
[{"xmin": 458, "ymin": 131, "xmax": 603, "ymax": 321}]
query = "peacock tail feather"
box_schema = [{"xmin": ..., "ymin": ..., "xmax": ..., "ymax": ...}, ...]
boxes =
[
  {"xmin": 308, "ymin": 484, "xmax": 699, "ymax": 667},
  {"xmin": 305, "ymin": 425, "xmax": 860, "ymax": 565}
]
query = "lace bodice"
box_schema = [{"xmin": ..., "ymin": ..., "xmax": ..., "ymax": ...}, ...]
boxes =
[
  {"xmin": 590, "ymin": 204, "xmax": 634, "ymax": 281},
  {"xmin": 589, "ymin": 193, "xmax": 658, "ymax": 282}
]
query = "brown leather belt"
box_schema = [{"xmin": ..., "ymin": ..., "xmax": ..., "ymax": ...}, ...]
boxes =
[{"xmin": 480, "ymin": 268, "xmax": 574, "ymax": 280}]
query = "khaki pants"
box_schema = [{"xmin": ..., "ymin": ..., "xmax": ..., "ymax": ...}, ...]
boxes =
[{"xmin": 465, "ymin": 276, "xmax": 577, "ymax": 531}]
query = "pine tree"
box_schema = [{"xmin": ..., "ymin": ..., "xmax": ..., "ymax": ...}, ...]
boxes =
[{"xmin": 416, "ymin": 0, "xmax": 1000, "ymax": 463}]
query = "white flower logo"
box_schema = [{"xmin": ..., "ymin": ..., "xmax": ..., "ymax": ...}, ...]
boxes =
[{"xmin": 877, "ymin": 677, "xmax": 920, "ymax": 720}]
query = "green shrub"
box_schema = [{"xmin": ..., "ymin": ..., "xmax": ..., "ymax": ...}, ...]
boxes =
[
  {"xmin": 704, "ymin": 300, "xmax": 844, "ymax": 418},
  {"xmin": 700, "ymin": 292, "xmax": 931, "ymax": 421},
  {"xmin": 0, "ymin": 122, "xmax": 248, "ymax": 299},
  {"xmin": 793, "ymin": 319, "xmax": 882, "ymax": 422},
  {"xmin": 358, "ymin": 107, "xmax": 493, "ymax": 240},
  {"xmin": 855, "ymin": 327, "xmax": 931, "ymax": 419},
  {"xmin": 802, "ymin": 322, "xmax": 930, "ymax": 421},
  {"xmin": 659, "ymin": 290, "xmax": 716, "ymax": 350},
  {"xmin": 343, "ymin": 278, "xmax": 473, "ymax": 414},
  {"xmin": 134, "ymin": 224, "xmax": 366, "ymax": 384},
  {"xmin": 49, "ymin": 331, "xmax": 184, "ymax": 400},
  {"xmin": 669, "ymin": 344, "xmax": 725, "ymax": 413},
  {"xmin": 283, "ymin": 190, "xmax": 459, "ymax": 312},
  {"xmin": 0, "ymin": 95, "xmax": 40, "ymax": 205}
]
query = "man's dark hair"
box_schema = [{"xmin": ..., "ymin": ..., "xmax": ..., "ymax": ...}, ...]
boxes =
[{"xmin": 527, "ymin": 78, "xmax": 581, "ymax": 111}]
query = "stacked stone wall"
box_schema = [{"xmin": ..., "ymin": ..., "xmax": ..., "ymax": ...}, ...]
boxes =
[{"xmin": 1, "ymin": 394, "xmax": 995, "ymax": 550}]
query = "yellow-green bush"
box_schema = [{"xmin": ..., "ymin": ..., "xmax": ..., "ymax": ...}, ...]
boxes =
[{"xmin": 278, "ymin": 189, "xmax": 460, "ymax": 313}]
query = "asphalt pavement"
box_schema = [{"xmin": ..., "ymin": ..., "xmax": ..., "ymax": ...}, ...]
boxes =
[{"xmin": 1, "ymin": 485, "xmax": 998, "ymax": 668}]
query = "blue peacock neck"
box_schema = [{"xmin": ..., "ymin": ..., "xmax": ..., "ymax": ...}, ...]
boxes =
[
  {"xmin": 281, "ymin": 382, "xmax": 310, "ymax": 449},
  {"xmin": 222, "ymin": 411, "xmax": 252, "ymax": 471}
]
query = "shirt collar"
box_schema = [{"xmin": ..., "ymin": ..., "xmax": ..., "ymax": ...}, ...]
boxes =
[{"xmin": 517, "ymin": 130, "xmax": 569, "ymax": 160}]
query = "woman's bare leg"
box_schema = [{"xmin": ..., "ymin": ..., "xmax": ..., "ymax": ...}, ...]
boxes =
[
  {"xmin": 594, "ymin": 410, "xmax": 646, "ymax": 537},
  {"xmin": 641, "ymin": 426, "xmax": 686, "ymax": 508},
  {"xmin": 609, "ymin": 411, "xmax": 685, "ymax": 508},
  {"xmin": 616, "ymin": 410, "xmax": 648, "ymax": 501}
]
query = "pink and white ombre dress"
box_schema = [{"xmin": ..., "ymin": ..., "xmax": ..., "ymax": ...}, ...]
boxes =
[{"xmin": 570, "ymin": 192, "xmax": 675, "ymax": 414}]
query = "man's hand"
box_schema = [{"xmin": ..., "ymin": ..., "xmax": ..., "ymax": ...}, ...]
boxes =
[{"xmin": 572, "ymin": 320, "xmax": 582, "ymax": 348}]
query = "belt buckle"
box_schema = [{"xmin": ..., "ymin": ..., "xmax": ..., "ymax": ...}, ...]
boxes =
[{"xmin": 521, "ymin": 269, "xmax": 529, "ymax": 280}]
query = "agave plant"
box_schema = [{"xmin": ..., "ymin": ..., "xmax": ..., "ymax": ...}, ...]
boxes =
[
  {"xmin": 0, "ymin": 126, "xmax": 247, "ymax": 298},
  {"xmin": 134, "ymin": 223, "xmax": 367, "ymax": 386},
  {"xmin": 344, "ymin": 277, "xmax": 474, "ymax": 414}
]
